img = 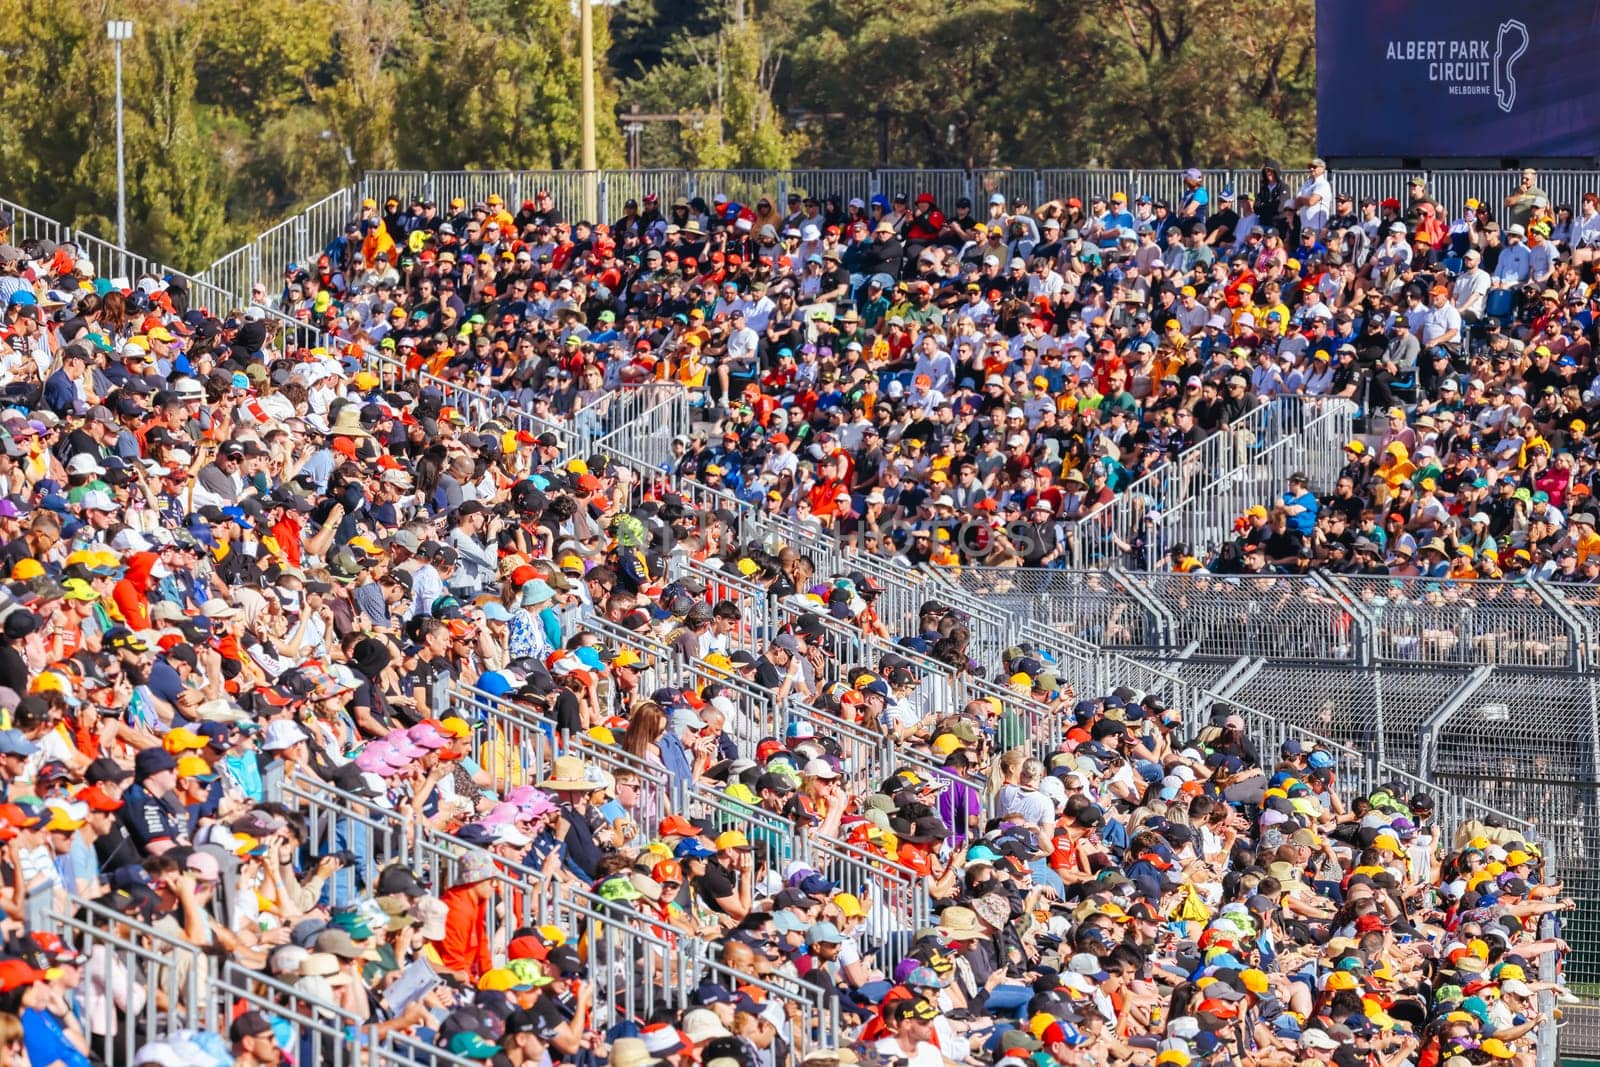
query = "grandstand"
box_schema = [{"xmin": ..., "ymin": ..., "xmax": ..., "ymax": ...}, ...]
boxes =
[{"xmin": 0, "ymin": 163, "xmax": 1587, "ymax": 1067}]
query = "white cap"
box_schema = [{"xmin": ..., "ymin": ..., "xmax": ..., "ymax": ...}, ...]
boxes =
[
  {"xmin": 1009, "ymin": 257, "xmax": 1027, "ymax": 270},
  {"xmin": 111, "ymin": 529, "xmax": 153, "ymax": 552},
  {"xmin": 66, "ymin": 454, "xmax": 106, "ymax": 477},
  {"xmin": 989, "ymin": 193, "xmax": 1007, "ymax": 205},
  {"xmin": 261, "ymin": 720, "xmax": 310, "ymax": 752},
  {"xmin": 132, "ymin": 1043, "xmax": 186, "ymax": 1067},
  {"xmin": 491, "ymin": 825, "xmax": 534, "ymax": 847},
  {"xmin": 803, "ymin": 757, "xmax": 840, "ymax": 780},
  {"xmin": 668, "ymin": 708, "xmax": 707, "ymax": 733},
  {"xmin": 983, "ymin": 254, "xmax": 1000, "ymax": 266},
  {"xmin": 1471, "ymin": 512, "xmax": 1491, "ymax": 524},
  {"xmin": 80, "ymin": 489, "xmax": 117, "ymax": 512}
]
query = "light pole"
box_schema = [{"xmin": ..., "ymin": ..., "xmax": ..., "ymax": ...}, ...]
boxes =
[
  {"xmin": 579, "ymin": 0, "xmax": 596, "ymax": 221},
  {"xmin": 107, "ymin": 19, "xmax": 133, "ymax": 254}
]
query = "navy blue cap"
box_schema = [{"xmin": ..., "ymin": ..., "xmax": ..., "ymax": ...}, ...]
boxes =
[
  {"xmin": 798, "ymin": 873, "xmax": 837, "ymax": 895},
  {"xmin": 692, "ymin": 981, "xmax": 735, "ymax": 1005},
  {"xmin": 134, "ymin": 747, "xmax": 177, "ymax": 778}
]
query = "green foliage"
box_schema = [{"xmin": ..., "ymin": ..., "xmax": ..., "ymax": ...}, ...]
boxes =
[
  {"xmin": 612, "ymin": 0, "xmax": 1316, "ymax": 169},
  {"xmin": 612, "ymin": 0, "xmax": 798, "ymax": 169},
  {"xmin": 0, "ymin": 0, "xmax": 625, "ymax": 269},
  {"xmin": 0, "ymin": 0, "xmax": 1311, "ymax": 271}
]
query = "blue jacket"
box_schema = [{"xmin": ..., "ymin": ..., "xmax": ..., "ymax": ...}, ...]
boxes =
[{"xmin": 658, "ymin": 730, "xmax": 694, "ymax": 781}]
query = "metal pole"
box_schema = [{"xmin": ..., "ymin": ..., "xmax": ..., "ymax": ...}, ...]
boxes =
[
  {"xmin": 579, "ymin": 0, "xmax": 597, "ymax": 221},
  {"xmin": 107, "ymin": 20, "xmax": 133, "ymax": 267}
]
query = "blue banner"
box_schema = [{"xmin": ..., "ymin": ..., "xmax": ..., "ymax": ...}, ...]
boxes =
[{"xmin": 1317, "ymin": 0, "xmax": 1600, "ymax": 158}]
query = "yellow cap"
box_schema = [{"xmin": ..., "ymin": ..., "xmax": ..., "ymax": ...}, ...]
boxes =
[
  {"xmin": 478, "ymin": 968, "xmax": 530, "ymax": 992},
  {"xmin": 931, "ymin": 733, "xmax": 962, "ymax": 756},
  {"xmin": 176, "ymin": 755, "xmax": 216, "ymax": 779},
  {"xmin": 163, "ymin": 728, "xmax": 208, "ymax": 754},
  {"xmin": 715, "ymin": 829, "xmax": 752, "ymax": 851},
  {"xmin": 348, "ymin": 536, "xmax": 384, "ymax": 556},
  {"xmin": 833, "ymin": 893, "xmax": 865, "ymax": 918},
  {"xmin": 10, "ymin": 559, "xmax": 43, "ymax": 580},
  {"xmin": 46, "ymin": 806, "xmax": 84, "ymax": 832}
]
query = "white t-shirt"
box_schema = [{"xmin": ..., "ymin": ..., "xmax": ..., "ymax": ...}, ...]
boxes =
[
  {"xmin": 1297, "ymin": 176, "xmax": 1333, "ymax": 233},
  {"xmin": 874, "ymin": 1038, "xmax": 943, "ymax": 1067}
]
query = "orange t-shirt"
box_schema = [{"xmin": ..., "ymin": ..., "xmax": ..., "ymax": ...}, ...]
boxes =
[{"xmin": 435, "ymin": 885, "xmax": 491, "ymax": 980}]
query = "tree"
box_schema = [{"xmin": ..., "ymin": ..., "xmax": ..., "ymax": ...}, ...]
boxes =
[{"xmin": 611, "ymin": 0, "xmax": 796, "ymax": 170}]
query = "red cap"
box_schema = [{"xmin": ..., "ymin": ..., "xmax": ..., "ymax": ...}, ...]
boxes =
[
  {"xmin": 75, "ymin": 785, "xmax": 123, "ymax": 812},
  {"xmin": 0, "ymin": 958, "xmax": 53, "ymax": 992},
  {"xmin": 510, "ymin": 565, "xmax": 538, "ymax": 587},
  {"xmin": 577, "ymin": 474, "xmax": 602, "ymax": 492},
  {"xmin": 658, "ymin": 814, "xmax": 698, "ymax": 837},
  {"xmin": 507, "ymin": 935, "xmax": 550, "ymax": 961},
  {"xmin": 254, "ymin": 684, "xmax": 294, "ymax": 707}
]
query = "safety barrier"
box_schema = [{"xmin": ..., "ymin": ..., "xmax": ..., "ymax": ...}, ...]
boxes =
[
  {"xmin": 682, "ymin": 938, "xmax": 842, "ymax": 1057},
  {"xmin": 683, "ymin": 555, "xmax": 770, "ymax": 651},
  {"xmin": 452, "ymin": 682, "xmax": 559, "ymax": 794},
  {"xmin": 1338, "ymin": 574, "xmax": 1584, "ymax": 670},
  {"xmin": 569, "ymin": 729, "xmax": 677, "ymax": 840},
  {"xmin": 358, "ymin": 347, "xmax": 586, "ymax": 458},
  {"xmin": 284, "ymin": 772, "xmax": 417, "ymax": 905},
  {"xmin": 0, "ymin": 195, "xmax": 73, "ymax": 248},
  {"xmin": 950, "ymin": 567, "xmax": 1599, "ymax": 671},
  {"xmin": 1065, "ymin": 395, "xmax": 1326, "ymax": 569},
  {"xmin": 199, "ymin": 187, "xmax": 361, "ymax": 305},
  {"xmin": 1122, "ymin": 398, "xmax": 1357, "ymax": 567},
  {"xmin": 591, "ymin": 383, "xmax": 692, "ymax": 470},
  {"xmin": 51, "ymin": 899, "xmax": 216, "ymax": 1064},
  {"xmin": 808, "ymin": 833, "xmax": 930, "ymax": 966}
]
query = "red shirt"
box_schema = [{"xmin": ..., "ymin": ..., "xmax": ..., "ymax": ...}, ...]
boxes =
[{"xmin": 436, "ymin": 884, "xmax": 491, "ymax": 980}]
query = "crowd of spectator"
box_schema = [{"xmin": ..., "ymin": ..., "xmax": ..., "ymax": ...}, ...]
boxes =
[{"xmin": 0, "ymin": 176, "xmax": 1574, "ymax": 1067}]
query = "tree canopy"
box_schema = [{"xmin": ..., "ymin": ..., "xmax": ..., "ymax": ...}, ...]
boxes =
[{"xmin": 0, "ymin": 0, "xmax": 1310, "ymax": 269}]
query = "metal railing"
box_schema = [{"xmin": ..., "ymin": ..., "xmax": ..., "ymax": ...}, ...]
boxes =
[
  {"xmin": 951, "ymin": 566, "xmax": 1599, "ymax": 671},
  {"xmin": 1065, "ymin": 396, "xmax": 1328, "ymax": 568},
  {"xmin": 1118, "ymin": 398, "xmax": 1357, "ymax": 568},
  {"xmin": 0, "ymin": 195, "xmax": 73, "ymax": 248},
  {"xmin": 591, "ymin": 382, "xmax": 692, "ymax": 470}
]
